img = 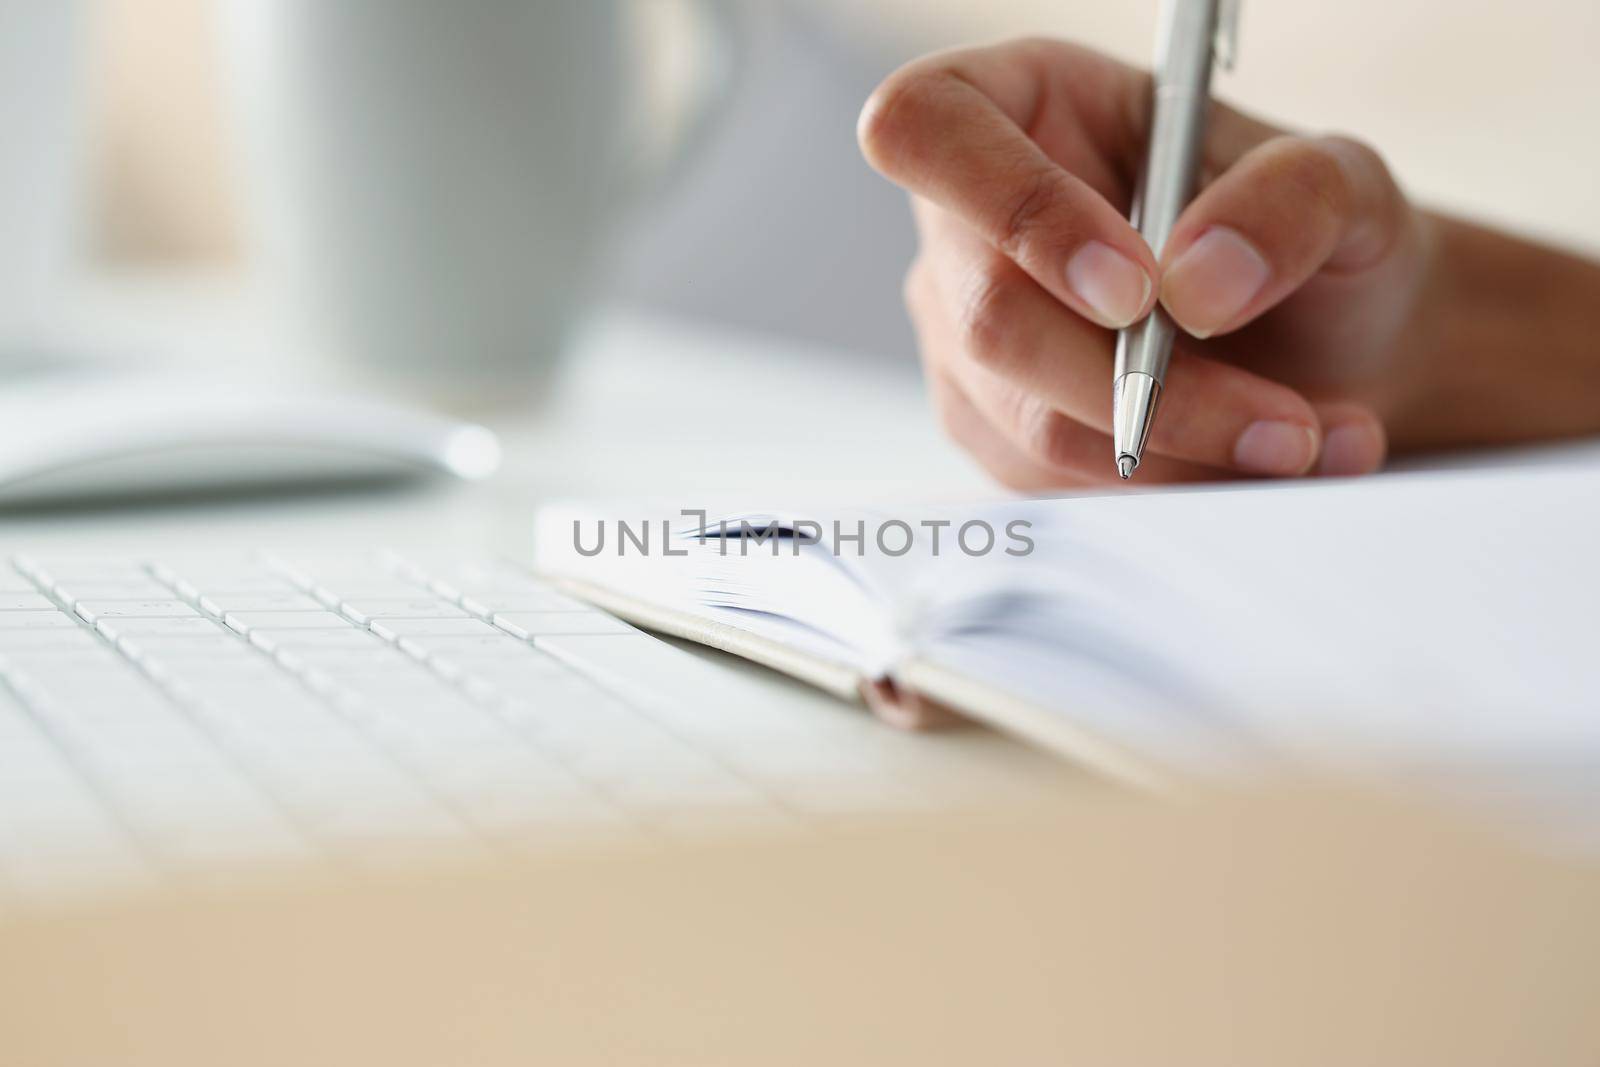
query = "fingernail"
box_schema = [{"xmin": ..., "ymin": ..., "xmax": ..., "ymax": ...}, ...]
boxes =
[
  {"xmin": 1161, "ymin": 226, "xmax": 1271, "ymax": 338},
  {"xmin": 1316, "ymin": 425, "xmax": 1377, "ymax": 477},
  {"xmin": 1233, "ymin": 420, "xmax": 1318, "ymax": 476},
  {"xmin": 1064, "ymin": 241, "xmax": 1152, "ymax": 328}
]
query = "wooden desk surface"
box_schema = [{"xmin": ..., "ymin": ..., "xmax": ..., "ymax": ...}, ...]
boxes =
[{"xmin": 3, "ymin": 787, "xmax": 1596, "ymax": 1067}]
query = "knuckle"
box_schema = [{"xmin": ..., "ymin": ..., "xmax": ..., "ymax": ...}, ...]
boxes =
[
  {"xmin": 955, "ymin": 265, "xmax": 1023, "ymax": 369},
  {"xmin": 994, "ymin": 167, "xmax": 1071, "ymax": 258},
  {"xmin": 1013, "ymin": 400, "xmax": 1079, "ymax": 468}
]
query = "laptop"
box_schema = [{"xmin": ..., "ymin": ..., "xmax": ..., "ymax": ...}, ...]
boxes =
[{"xmin": 0, "ymin": 543, "xmax": 1080, "ymax": 906}]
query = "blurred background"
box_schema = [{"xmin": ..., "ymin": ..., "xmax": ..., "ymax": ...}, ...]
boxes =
[{"xmin": 6, "ymin": 0, "xmax": 1599, "ymax": 391}]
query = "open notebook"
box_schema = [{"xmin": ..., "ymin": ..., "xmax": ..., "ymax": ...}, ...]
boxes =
[{"xmin": 534, "ymin": 461, "xmax": 1600, "ymax": 792}]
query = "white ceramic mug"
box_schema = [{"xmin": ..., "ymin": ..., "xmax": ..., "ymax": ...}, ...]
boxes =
[
  {"xmin": 219, "ymin": 0, "xmax": 734, "ymax": 405},
  {"xmin": 0, "ymin": 2, "xmax": 85, "ymax": 355}
]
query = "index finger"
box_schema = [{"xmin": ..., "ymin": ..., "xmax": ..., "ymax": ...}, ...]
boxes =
[{"xmin": 858, "ymin": 41, "xmax": 1158, "ymax": 329}]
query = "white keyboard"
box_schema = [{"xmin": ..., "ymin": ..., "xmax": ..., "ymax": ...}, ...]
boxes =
[{"xmin": 0, "ymin": 551, "xmax": 1019, "ymax": 907}]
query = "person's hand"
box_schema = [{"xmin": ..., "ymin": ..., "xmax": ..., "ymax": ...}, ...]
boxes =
[{"xmin": 858, "ymin": 39, "xmax": 1435, "ymax": 486}]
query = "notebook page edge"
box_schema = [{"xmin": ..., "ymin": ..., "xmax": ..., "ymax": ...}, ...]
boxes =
[
  {"xmin": 543, "ymin": 575, "xmax": 869, "ymax": 703},
  {"xmin": 894, "ymin": 657, "xmax": 1174, "ymax": 793}
]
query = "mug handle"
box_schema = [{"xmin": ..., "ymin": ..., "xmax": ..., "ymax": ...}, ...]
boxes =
[{"xmin": 614, "ymin": 0, "xmax": 742, "ymax": 205}]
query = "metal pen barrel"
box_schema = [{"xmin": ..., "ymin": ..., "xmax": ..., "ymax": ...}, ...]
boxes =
[{"xmin": 1112, "ymin": 0, "xmax": 1226, "ymax": 474}]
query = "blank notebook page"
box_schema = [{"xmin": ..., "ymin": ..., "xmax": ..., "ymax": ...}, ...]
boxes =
[{"xmin": 888, "ymin": 462, "xmax": 1600, "ymax": 780}]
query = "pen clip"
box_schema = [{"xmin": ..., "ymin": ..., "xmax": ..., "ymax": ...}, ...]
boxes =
[{"xmin": 1215, "ymin": 0, "xmax": 1241, "ymax": 70}]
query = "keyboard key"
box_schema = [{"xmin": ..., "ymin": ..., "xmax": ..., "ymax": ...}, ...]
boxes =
[
  {"xmin": 17, "ymin": 557, "xmax": 147, "ymax": 584},
  {"xmin": 274, "ymin": 648, "xmax": 411, "ymax": 674},
  {"xmin": 71, "ymin": 724, "xmax": 228, "ymax": 777},
  {"xmin": 0, "ymin": 593, "xmax": 56, "ymax": 611},
  {"xmin": 134, "ymin": 657, "xmax": 257, "ymax": 689},
  {"xmin": 446, "ymin": 564, "xmax": 548, "ymax": 593},
  {"xmin": 52, "ymin": 579, "xmax": 174, "ymax": 604},
  {"xmin": 337, "ymin": 598, "xmax": 468, "ymax": 624},
  {"xmin": 169, "ymin": 574, "xmax": 295, "ymax": 601},
  {"xmin": 331, "ymin": 679, "xmax": 476, "ymax": 716},
  {"xmin": 224, "ymin": 610, "xmax": 354, "ymax": 635},
  {"xmin": 193, "ymin": 704, "xmax": 365, "ymax": 751},
  {"xmin": 12, "ymin": 668, "xmax": 173, "ymax": 715},
  {"xmin": 278, "ymin": 555, "xmax": 420, "ymax": 587},
  {"xmin": 74, "ymin": 600, "xmax": 200, "ymax": 623},
  {"xmin": 117, "ymin": 634, "xmax": 257, "ymax": 662},
  {"xmin": 368, "ymin": 618, "xmax": 518, "ymax": 659},
  {"xmin": 145, "ymin": 659, "xmax": 283, "ymax": 687},
  {"xmin": 0, "ymin": 648, "xmax": 124, "ymax": 677},
  {"xmin": 195, "ymin": 592, "xmax": 322, "ymax": 616},
  {"xmin": 172, "ymin": 675, "xmax": 311, "ymax": 710},
  {"xmin": 0, "ymin": 565, "xmax": 40, "ymax": 592},
  {"xmin": 96, "ymin": 617, "xmax": 226, "ymax": 641},
  {"xmin": 0, "ymin": 611, "xmax": 79, "ymax": 631},
  {"xmin": 429, "ymin": 654, "xmax": 564, "ymax": 693},
  {"xmin": 459, "ymin": 589, "xmax": 591, "ymax": 616},
  {"xmin": 397, "ymin": 632, "xmax": 528, "ymax": 655},
  {"xmin": 530, "ymin": 632, "xmax": 770, "ymax": 735},
  {"xmin": 0, "ymin": 628, "xmax": 105, "ymax": 651},
  {"xmin": 368, "ymin": 618, "xmax": 502, "ymax": 640},
  {"xmin": 360, "ymin": 713, "xmax": 514, "ymax": 763},
  {"xmin": 151, "ymin": 555, "xmax": 287, "ymax": 585},
  {"xmin": 452, "ymin": 657, "xmax": 573, "ymax": 693},
  {"xmin": 248, "ymin": 628, "xmax": 385, "ymax": 655},
  {"xmin": 307, "ymin": 654, "xmax": 437, "ymax": 681},
  {"xmin": 492, "ymin": 611, "xmax": 634, "ymax": 638}
]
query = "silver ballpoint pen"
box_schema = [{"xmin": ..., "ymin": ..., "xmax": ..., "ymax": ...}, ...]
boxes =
[{"xmin": 1113, "ymin": 0, "xmax": 1239, "ymax": 479}]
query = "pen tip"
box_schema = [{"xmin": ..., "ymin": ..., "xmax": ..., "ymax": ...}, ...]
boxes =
[{"xmin": 1117, "ymin": 454, "xmax": 1136, "ymax": 480}]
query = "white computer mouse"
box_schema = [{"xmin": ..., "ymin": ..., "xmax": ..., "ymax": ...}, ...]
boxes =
[{"xmin": 0, "ymin": 372, "xmax": 502, "ymax": 505}]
